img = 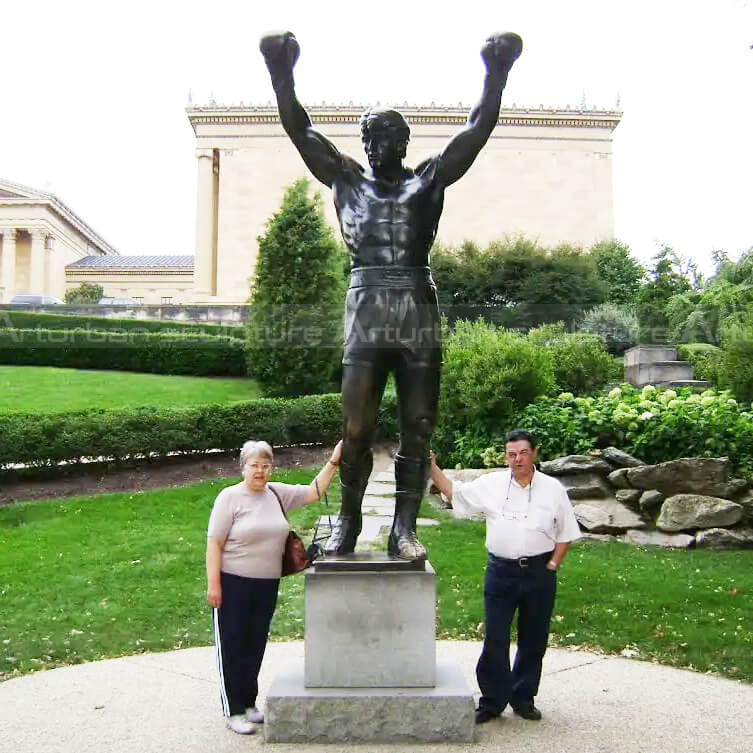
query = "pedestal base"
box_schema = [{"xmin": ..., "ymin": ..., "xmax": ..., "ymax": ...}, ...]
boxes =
[
  {"xmin": 304, "ymin": 559, "xmax": 436, "ymax": 687},
  {"xmin": 265, "ymin": 660, "xmax": 475, "ymax": 743}
]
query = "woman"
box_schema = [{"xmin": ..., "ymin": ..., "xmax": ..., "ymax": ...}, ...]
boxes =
[{"xmin": 206, "ymin": 439, "xmax": 343, "ymax": 735}]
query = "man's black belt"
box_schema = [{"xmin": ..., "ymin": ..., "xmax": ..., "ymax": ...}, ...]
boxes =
[
  {"xmin": 488, "ymin": 551, "xmax": 554, "ymax": 568},
  {"xmin": 349, "ymin": 266, "xmax": 434, "ymax": 288}
]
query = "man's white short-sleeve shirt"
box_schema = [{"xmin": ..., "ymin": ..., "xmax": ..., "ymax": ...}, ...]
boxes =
[{"xmin": 452, "ymin": 469, "xmax": 582, "ymax": 559}]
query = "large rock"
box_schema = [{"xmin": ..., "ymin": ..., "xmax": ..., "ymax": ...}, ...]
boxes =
[
  {"xmin": 735, "ymin": 491, "xmax": 753, "ymax": 523},
  {"xmin": 625, "ymin": 530, "xmax": 694, "ymax": 548},
  {"xmin": 625, "ymin": 457, "xmax": 740, "ymax": 497},
  {"xmin": 602, "ymin": 447, "xmax": 645, "ymax": 468},
  {"xmin": 639, "ymin": 490, "xmax": 665, "ymax": 515},
  {"xmin": 615, "ymin": 489, "xmax": 641, "ymax": 507},
  {"xmin": 430, "ymin": 467, "xmax": 504, "ymax": 496},
  {"xmin": 572, "ymin": 497, "xmax": 646, "ymax": 533},
  {"xmin": 442, "ymin": 468, "xmax": 504, "ymax": 484},
  {"xmin": 695, "ymin": 527, "xmax": 753, "ymax": 549},
  {"xmin": 656, "ymin": 494, "xmax": 743, "ymax": 532},
  {"xmin": 607, "ymin": 468, "xmax": 631, "ymax": 489},
  {"xmin": 559, "ymin": 473, "xmax": 612, "ymax": 500},
  {"xmin": 540, "ymin": 455, "xmax": 612, "ymax": 476}
]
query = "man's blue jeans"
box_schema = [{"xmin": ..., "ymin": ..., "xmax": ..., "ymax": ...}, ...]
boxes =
[{"xmin": 476, "ymin": 551, "xmax": 557, "ymax": 714}]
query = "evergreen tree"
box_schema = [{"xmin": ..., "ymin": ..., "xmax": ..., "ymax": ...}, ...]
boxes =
[{"xmin": 245, "ymin": 179, "xmax": 346, "ymax": 396}]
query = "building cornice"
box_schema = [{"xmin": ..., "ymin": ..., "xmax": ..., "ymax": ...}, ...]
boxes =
[
  {"xmin": 187, "ymin": 104, "xmax": 622, "ymax": 133},
  {"xmin": 0, "ymin": 179, "xmax": 118, "ymax": 256},
  {"xmin": 65, "ymin": 269, "xmax": 193, "ymax": 277}
]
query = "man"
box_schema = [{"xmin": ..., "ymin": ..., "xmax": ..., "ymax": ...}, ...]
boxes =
[
  {"xmin": 260, "ymin": 30, "xmax": 522, "ymax": 560},
  {"xmin": 430, "ymin": 429, "xmax": 581, "ymax": 723}
]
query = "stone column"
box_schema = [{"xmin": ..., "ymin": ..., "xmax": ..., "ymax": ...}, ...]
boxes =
[
  {"xmin": 44, "ymin": 235, "xmax": 55, "ymax": 296},
  {"xmin": 1, "ymin": 228, "xmax": 17, "ymax": 303},
  {"xmin": 29, "ymin": 228, "xmax": 47, "ymax": 294},
  {"xmin": 193, "ymin": 148, "xmax": 215, "ymax": 298}
]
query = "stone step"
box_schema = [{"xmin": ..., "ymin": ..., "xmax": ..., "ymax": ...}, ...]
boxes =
[{"xmin": 661, "ymin": 379, "xmax": 710, "ymax": 388}]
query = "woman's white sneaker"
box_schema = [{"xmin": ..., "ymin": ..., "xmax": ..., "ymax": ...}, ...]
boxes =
[
  {"xmin": 226, "ymin": 714, "xmax": 256, "ymax": 734},
  {"xmin": 245, "ymin": 706, "xmax": 264, "ymax": 723}
]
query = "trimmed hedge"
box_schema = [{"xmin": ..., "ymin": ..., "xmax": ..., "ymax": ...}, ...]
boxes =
[
  {"xmin": 0, "ymin": 309, "xmax": 245, "ymax": 338},
  {"xmin": 0, "ymin": 393, "xmax": 399, "ymax": 468},
  {"xmin": 0, "ymin": 328, "xmax": 245, "ymax": 376}
]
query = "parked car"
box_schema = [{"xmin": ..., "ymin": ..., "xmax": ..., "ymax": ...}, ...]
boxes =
[
  {"xmin": 97, "ymin": 297, "xmax": 142, "ymax": 306},
  {"xmin": 9, "ymin": 294, "xmax": 64, "ymax": 305}
]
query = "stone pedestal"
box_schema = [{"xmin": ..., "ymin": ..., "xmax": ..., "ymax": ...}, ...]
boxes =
[
  {"xmin": 265, "ymin": 555, "xmax": 475, "ymax": 743},
  {"xmin": 305, "ymin": 556, "xmax": 435, "ymax": 687},
  {"xmin": 265, "ymin": 661, "xmax": 474, "ymax": 743},
  {"xmin": 624, "ymin": 345, "xmax": 707, "ymax": 387}
]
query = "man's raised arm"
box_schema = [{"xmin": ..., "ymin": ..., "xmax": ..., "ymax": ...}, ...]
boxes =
[
  {"xmin": 260, "ymin": 32, "xmax": 344, "ymax": 187},
  {"xmin": 432, "ymin": 32, "xmax": 522, "ymax": 188}
]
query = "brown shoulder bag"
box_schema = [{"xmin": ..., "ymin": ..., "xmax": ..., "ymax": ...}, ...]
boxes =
[{"xmin": 269, "ymin": 486, "xmax": 309, "ymax": 576}]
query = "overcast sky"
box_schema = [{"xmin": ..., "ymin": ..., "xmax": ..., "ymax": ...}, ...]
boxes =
[{"xmin": 2, "ymin": 0, "xmax": 751, "ymax": 276}]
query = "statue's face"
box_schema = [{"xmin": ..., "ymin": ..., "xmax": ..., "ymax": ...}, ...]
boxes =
[{"xmin": 365, "ymin": 132, "xmax": 405, "ymax": 170}]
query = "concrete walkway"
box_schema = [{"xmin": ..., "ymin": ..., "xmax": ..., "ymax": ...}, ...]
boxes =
[{"xmin": 2, "ymin": 640, "xmax": 752, "ymax": 752}]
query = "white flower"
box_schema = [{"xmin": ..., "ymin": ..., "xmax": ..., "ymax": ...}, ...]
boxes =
[
  {"xmin": 608, "ymin": 387, "xmax": 622, "ymax": 399},
  {"xmin": 640, "ymin": 411, "xmax": 654, "ymax": 421}
]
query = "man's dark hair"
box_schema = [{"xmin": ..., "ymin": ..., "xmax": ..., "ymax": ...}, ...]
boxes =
[
  {"xmin": 359, "ymin": 108, "xmax": 411, "ymax": 144},
  {"xmin": 504, "ymin": 428, "xmax": 537, "ymax": 449}
]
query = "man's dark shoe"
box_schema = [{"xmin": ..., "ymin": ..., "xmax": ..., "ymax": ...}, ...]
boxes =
[
  {"xmin": 474, "ymin": 707, "xmax": 500, "ymax": 724},
  {"xmin": 512, "ymin": 704, "xmax": 542, "ymax": 721}
]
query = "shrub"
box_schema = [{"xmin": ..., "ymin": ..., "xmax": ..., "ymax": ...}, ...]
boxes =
[
  {"xmin": 718, "ymin": 320, "xmax": 753, "ymax": 403},
  {"xmin": 246, "ymin": 179, "xmax": 346, "ymax": 396},
  {"xmin": 527, "ymin": 323, "xmax": 614, "ymax": 394},
  {"xmin": 64, "ymin": 283, "xmax": 104, "ymax": 304},
  {"xmin": 579, "ymin": 303, "xmax": 639, "ymax": 354},
  {"xmin": 0, "ymin": 328, "xmax": 245, "ymax": 376},
  {"xmin": 0, "ymin": 309, "xmax": 244, "ymax": 338},
  {"xmin": 677, "ymin": 343, "xmax": 723, "ymax": 386},
  {"xmin": 0, "ymin": 393, "xmax": 399, "ymax": 469},
  {"xmin": 434, "ymin": 318, "xmax": 554, "ymax": 465},
  {"xmin": 508, "ymin": 385, "xmax": 753, "ymax": 478}
]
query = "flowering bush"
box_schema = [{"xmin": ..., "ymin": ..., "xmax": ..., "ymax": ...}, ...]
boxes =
[{"xmin": 503, "ymin": 384, "xmax": 753, "ymax": 477}]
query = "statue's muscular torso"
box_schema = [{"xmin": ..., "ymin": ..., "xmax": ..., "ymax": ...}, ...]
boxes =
[{"xmin": 332, "ymin": 157, "xmax": 444, "ymax": 269}]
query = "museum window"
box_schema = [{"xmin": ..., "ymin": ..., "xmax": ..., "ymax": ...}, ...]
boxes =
[{"xmin": 161, "ymin": 296, "xmax": 173, "ymax": 305}]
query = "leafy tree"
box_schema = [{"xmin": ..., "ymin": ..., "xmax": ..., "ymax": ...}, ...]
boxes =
[
  {"xmin": 666, "ymin": 246, "xmax": 753, "ymax": 345},
  {"xmin": 589, "ymin": 239, "xmax": 644, "ymax": 305},
  {"xmin": 636, "ymin": 245, "xmax": 696, "ymax": 343},
  {"xmin": 431, "ymin": 236, "xmax": 607, "ymax": 328},
  {"xmin": 245, "ymin": 179, "xmax": 346, "ymax": 396},
  {"xmin": 64, "ymin": 283, "xmax": 103, "ymax": 304}
]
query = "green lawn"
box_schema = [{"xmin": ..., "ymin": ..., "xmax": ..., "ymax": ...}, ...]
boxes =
[
  {"xmin": 0, "ymin": 366, "xmax": 261, "ymax": 414},
  {"xmin": 1, "ymin": 474, "xmax": 752, "ymax": 683}
]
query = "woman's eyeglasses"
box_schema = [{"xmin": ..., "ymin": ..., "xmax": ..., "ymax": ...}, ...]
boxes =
[{"xmin": 246, "ymin": 462, "xmax": 273, "ymax": 472}]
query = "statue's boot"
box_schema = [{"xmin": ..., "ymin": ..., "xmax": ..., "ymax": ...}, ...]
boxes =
[
  {"xmin": 324, "ymin": 454, "xmax": 370, "ymax": 555},
  {"xmin": 388, "ymin": 454, "xmax": 428, "ymax": 561}
]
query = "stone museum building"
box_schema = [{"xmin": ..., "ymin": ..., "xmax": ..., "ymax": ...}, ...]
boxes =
[{"xmin": 1, "ymin": 104, "xmax": 620, "ymax": 305}]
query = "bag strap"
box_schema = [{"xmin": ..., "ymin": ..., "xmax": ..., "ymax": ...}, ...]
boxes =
[{"xmin": 269, "ymin": 485, "xmax": 288, "ymax": 520}]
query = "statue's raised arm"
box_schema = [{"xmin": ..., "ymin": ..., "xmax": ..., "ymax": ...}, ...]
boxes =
[
  {"xmin": 432, "ymin": 32, "xmax": 522, "ymax": 188},
  {"xmin": 260, "ymin": 32, "xmax": 345, "ymax": 187}
]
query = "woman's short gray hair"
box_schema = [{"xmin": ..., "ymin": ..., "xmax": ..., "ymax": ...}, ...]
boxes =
[{"xmin": 239, "ymin": 440, "xmax": 274, "ymax": 469}]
